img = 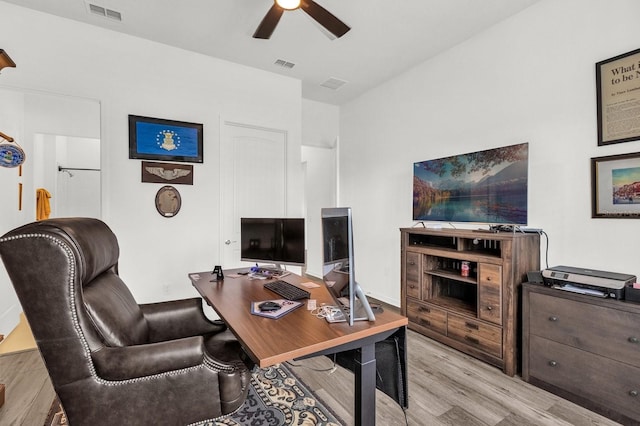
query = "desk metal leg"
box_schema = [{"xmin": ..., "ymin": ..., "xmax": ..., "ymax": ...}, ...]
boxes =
[{"xmin": 355, "ymin": 343, "xmax": 376, "ymax": 426}]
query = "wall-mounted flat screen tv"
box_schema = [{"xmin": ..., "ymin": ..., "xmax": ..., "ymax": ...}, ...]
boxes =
[{"xmin": 413, "ymin": 142, "xmax": 529, "ymax": 225}]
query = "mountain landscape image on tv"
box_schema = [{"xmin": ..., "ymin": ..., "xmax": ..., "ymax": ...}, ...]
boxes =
[{"xmin": 413, "ymin": 142, "xmax": 529, "ymax": 225}]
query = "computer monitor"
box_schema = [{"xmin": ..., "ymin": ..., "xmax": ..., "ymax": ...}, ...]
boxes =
[
  {"xmin": 321, "ymin": 207, "xmax": 375, "ymax": 326},
  {"xmin": 240, "ymin": 218, "xmax": 305, "ymax": 271}
]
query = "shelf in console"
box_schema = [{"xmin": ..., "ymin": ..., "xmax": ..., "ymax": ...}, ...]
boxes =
[
  {"xmin": 425, "ymin": 268, "xmax": 477, "ymax": 285},
  {"xmin": 407, "ymin": 233, "xmax": 503, "ymax": 259},
  {"xmin": 428, "ymin": 296, "xmax": 476, "ymax": 316}
]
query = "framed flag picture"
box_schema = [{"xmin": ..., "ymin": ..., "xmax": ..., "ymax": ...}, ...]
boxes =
[{"xmin": 129, "ymin": 115, "xmax": 203, "ymax": 163}]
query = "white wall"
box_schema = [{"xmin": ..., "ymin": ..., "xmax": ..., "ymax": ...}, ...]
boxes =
[
  {"xmin": 0, "ymin": 89, "xmax": 24, "ymax": 334},
  {"xmin": 340, "ymin": 0, "xmax": 640, "ymax": 306},
  {"xmin": 302, "ymin": 145, "xmax": 336, "ymax": 277},
  {"xmin": 0, "ymin": 1, "xmax": 303, "ymax": 335},
  {"xmin": 0, "ymin": 88, "xmax": 100, "ymax": 333},
  {"xmin": 301, "ymin": 99, "xmax": 340, "ymax": 277}
]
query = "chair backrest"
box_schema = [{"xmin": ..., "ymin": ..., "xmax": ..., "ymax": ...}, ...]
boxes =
[{"xmin": 0, "ymin": 218, "xmax": 148, "ymax": 388}]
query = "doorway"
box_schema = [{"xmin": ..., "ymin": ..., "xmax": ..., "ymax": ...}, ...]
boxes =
[
  {"xmin": 33, "ymin": 134, "xmax": 101, "ymax": 219},
  {"xmin": 220, "ymin": 121, "xmax": 288, "ymax": 268}
]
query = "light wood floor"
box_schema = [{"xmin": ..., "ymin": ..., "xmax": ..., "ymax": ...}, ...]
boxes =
[
  {"xmin": 0, "ymin": 330, "xmax": 622, "ymax": 426},
  {"xmin": 290, "ymin": 329, "xmax": 622, "ymax": 425},
  {"xmin": 0, "ymin": 313, "xmax": 37, "ymax": 355},
  {"xmin": 0, "ymin": 349, "xmax": 55, "ymax": 425}
]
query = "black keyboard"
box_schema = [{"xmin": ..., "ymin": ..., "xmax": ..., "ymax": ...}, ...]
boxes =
[{"xmin": 264, "ymin": 280, "xmax": 310, "ymax": 301}]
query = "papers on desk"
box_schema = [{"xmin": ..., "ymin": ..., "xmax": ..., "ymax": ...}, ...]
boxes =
[
  {"xmin": 248, "ymin": 273, "xmax": 268, "ymax": 280},
  {"xmin": 225, "ymin": 273, "xmax": 242, "ymax": 278},
  {"xmin": 250, "ymin": 299, "xmax": 303, "ymax": 319}
]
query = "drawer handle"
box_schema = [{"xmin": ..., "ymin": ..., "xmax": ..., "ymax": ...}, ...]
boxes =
[
  {"xmin": 464, "ymin": 336, "xmax": 479, "ymax": 345},
  {"xmin": 548, "ymin": 360, "xmax": 558, "ymax": 367},
  {"xmin": 464, "ymin": 335, "xmax": 479, "ymax": 345},
  {"xmin": 409, "ymin": 284, "xmax": 417, "ymax": 289},
  {"xmin": 420, "ymin": 319, "xmax": 432, "ymax": 327},
  {"xmin": 465, "ymin": 322, "xmax": 479, "ymax": 330},
  {"xmin": 548, "ymin": 316, "xmax": 558, "ymax": 322},
  {"xmin": 629, "ymin": 336, "xmax": 639, "ymax": 344},
  {"xmin": 630, "ymin": 390, "xmax": 639, "ymax": 397},
  {"xmin": 418, "ymin": 306, "xmax": 431, "ymax": 313},
  {"xmin": 486, "ymin": 306, "xmax": 493, "ymax": 311},
  {"xmin": 408, "ymin": 261, "xmax": 416, "ymax": 265},
  {"xmin": 486, "ymin": 276, "xmax": 492, "ymax": 281}
]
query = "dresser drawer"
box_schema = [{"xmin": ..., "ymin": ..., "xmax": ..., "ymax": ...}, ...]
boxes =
[
  {"xmin": 407, "ymin": 300, "xmax": 447, "ymax": 335},
  {"xmin": 529, "ymin": 292, "xmax": 640, "ymax": 366},
  {"xmin": 478, "ymin": 264, "xmax": 502, "ymax": 325},
  {"xmin": 448, "ymin": 313, "xmax": 502, "ymax": 358},
  {"xmin": 529, "ymin": 335, "xmax": 640, "ymax": 420},
  {"xmin": 405, "ymin": 252, "xmax": 421, "ymax": 299}
]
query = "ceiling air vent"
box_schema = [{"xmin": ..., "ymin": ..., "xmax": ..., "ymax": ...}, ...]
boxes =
[
  {"xmin": 87, "ymin": 2, "xmax": 122, "ymax": 21},
  {"xmin": 320, "ymin": 77, "xmax": 347, "ymax": 90},
  {"xmin": 274, "ymin": 59, "xmax": 295, "ymax": 69}
]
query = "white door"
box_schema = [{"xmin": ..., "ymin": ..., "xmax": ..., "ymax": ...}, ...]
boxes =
[{"xmin": 220, "ymin": 121, "xmax": 288, "ymax": 268}]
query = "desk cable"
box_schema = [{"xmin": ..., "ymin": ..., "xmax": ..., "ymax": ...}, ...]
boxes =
[
  {"xmin": 285, "ymin": 306, "xmax": 343, "ymax": 373},
  {"xmin": 311, "ymin": 305, "xmax": 343, "ymax": 319},
  {"xmin": 286, "ymin": 355, "xmax": 337, "ymax": 373}
]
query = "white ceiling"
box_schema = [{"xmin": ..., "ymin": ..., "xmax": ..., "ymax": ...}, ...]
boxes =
[{"xmin": 3, "ymin": 0, "xmax": 541, "ymax": 105}]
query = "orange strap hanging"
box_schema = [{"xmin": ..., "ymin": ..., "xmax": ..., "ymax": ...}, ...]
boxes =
[{"xmin": 36, "ymin": 188, "xmax": 51, "ymax": 220}]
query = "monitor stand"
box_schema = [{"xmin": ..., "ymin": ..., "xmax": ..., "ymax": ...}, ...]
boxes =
[
  {"xmin": 325, "ymin": 284, "xmax": 376, "ymax": 324},
  {"xmin": 256, "ymin": 264, "xmax": 290, "ymax": 278}
]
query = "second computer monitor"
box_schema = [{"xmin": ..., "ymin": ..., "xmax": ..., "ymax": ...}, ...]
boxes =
[
  {"xmin": 240, "ymin": 218, "xmax": 305, "ymax": 271},
  {"xmin": 321, "ymin": 207, "xmax": 375, "ymax": 326}
]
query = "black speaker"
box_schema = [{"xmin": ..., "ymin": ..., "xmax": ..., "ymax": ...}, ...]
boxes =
[{"xmin": 526, "ymin": 270, "xmax": 544, "ymax": 284}]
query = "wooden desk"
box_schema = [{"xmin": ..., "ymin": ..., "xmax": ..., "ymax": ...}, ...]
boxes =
[{"xmin": 190, "ymin": 269, "xmax": 408, "ymax": 426}]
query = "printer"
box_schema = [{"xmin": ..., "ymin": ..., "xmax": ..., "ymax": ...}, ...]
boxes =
[{"xmin": 541, "ymin": 265, "xmax": 636, "ymax": 299}]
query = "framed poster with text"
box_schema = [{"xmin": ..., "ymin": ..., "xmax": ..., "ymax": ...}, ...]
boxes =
[{"xmin": 596, "ymin": 48, "xmax": 640, "ymax": 146}]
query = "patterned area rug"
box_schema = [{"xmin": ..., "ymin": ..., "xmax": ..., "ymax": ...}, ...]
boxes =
[{"xmin": 44, "ymin": 363, "xmax": 344, "ymax": 426}]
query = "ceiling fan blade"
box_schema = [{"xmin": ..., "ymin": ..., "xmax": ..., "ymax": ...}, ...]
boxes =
[
  {"xmin": 253, "ymin": 4, "xmax": 284, "ymax": 39},
  {"xmin": 300, "ymin": 0, "xmax": 350, "ymax": 39}
]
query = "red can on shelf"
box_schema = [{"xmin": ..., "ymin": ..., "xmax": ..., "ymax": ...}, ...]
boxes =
[{"xmin": 461, "ymin": 261, "xmax": 470, "ymax": 277}]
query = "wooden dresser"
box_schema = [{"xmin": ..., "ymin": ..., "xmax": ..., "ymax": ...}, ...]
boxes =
[
  {"xmin": 522, "ymin": 283, "xmax": 640, "ymax": 425},
  {"xmin": 400, "ymin": 228, "xmax": 540, "ymax": 376}
]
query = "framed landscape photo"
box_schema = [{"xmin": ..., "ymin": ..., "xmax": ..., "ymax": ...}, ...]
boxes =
[
  {"xmin": 596, "ymin": 48, "xmax": 640, "ymax": 146},
  {"xmin": 591, "ymin": 152, "xmax": 640, "ymax": 218},
  {"xmin": 129, "ymin": 115, "xmax": 203, "ymax": 163}
]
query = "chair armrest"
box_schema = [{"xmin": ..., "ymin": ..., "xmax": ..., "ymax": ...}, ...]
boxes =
[
  {"xmin": 92, "ymin": 336, "xmax": 207, "ymax": 380},
  {"xmin": 140, "ymin": 297, "xmax": 226, "ymax": 342}
]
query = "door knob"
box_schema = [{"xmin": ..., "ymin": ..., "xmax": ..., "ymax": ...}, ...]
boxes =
[{"xmin": 225, "ymin": 239, "xmax": 232, "ymax": 245}]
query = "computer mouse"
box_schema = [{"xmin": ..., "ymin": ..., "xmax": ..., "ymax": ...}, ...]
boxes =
[{"xmin": 258, "ymin": 301, "xmax": 281, "ymax": 312}]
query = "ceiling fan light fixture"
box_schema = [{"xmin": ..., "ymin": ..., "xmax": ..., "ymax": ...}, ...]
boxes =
[
  {"xmin": 254, "ymin": 0, "xmax": 349, "ymax": 40},
  {"xmin": 275, "ymin": 0, "xmax": 301, "ymax": 10},
  {"xmin": 0, "ymin": 49, "xmax": 16, "ymax": 72}
]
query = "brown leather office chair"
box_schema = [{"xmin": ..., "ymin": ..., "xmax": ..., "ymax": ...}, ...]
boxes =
[{"xmin": 0, "ymin": 218, "xmax": 251, "ymax": 425}]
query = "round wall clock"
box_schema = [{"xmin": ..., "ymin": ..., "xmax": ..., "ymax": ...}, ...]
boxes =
[
  {"xmin": 155, "ymin": 185, "xmax": 181, "ymax": 217},
  {"xmin": 0, "ymin": 139, "xmax": 26, "ymax": 168}
]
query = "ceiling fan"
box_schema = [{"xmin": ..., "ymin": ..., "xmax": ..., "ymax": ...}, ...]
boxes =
[{"xmin": 253, "ymin": 0, "xmax": 350, "ymax": 40}]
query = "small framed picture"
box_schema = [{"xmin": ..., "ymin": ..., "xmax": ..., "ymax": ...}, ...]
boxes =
[
  {"xmin": 155, "ymin": 185, "xmax": 182, "ymax": 217},
  {"xmin": 591, "ymin": 152, "xmax": 640, "ymax": 218},
  {"xmin": 129, "ymin": 115, "xmax": 203, "ymax": 163}
]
